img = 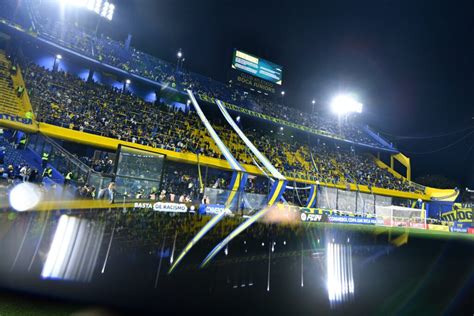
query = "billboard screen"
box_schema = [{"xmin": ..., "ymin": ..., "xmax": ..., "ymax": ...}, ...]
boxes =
[{"xmin": 232, "ymin": 49, "xmax": 283, "ymax": 85}]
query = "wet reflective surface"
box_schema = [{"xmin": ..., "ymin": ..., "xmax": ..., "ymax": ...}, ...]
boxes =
[{"xmin": 1, "ymin": 209, "xmax": 474, "ymax": 315}]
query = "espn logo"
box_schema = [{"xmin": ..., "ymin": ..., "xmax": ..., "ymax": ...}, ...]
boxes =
[{"xmin": 301, "ymin": 213, "xmax": 323, "ymax": 222}]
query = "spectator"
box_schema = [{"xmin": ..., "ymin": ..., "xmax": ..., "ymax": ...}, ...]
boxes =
[{"xmin": 98, "ymin": 181, "xmax": 116, "ymax": 202}]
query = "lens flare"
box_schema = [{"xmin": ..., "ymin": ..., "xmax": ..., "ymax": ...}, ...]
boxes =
[{"xmin": 9, "ymin": 182, "xmax": 42, "ymax": 211}]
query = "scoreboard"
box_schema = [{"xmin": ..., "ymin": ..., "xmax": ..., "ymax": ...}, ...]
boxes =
[{"xmin": 231, "ymin": 49, "xmax": 283, "ymax": 85}]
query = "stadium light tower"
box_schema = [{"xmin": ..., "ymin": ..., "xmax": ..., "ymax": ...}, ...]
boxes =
[
  {"xmin": 330, "ymin": 94, "xmax": 363, "ymax": 115},
  {"xmin": 59, "ymin": 0, "xmax": 115, "ymax": 20},
  {"xmin": 55, "ymin": 0, "xmax": 116, "ymax": 35},
  {"xmin": 123, "ymin": 79, "xmax": 130, "ymax": 93},
  {"xmin": 176, "ymin": 49, "xmax": 183, "ymax": 72}
]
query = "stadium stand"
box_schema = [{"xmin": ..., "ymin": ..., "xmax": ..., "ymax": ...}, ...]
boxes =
[
  {"xmin": 0, "ymin": 129, "xmax": 41, "ymax": 184},
  {"xmin": 6, "ymin": 0, "xmax": 393, "ymax": 150},
  {"xmin": 22, "ymin": 61, "xmax": 416, "ymax": 192},
  {"xmin": 0, "ymin": 0, "xmax": 463, "ymax": 233}
]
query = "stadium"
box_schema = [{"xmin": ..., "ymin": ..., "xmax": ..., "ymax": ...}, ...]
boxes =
[{"xmin": 0, "ymin": 0, "xmax": 473, "ymax": 314}]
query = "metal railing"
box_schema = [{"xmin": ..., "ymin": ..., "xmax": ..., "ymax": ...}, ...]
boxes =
[{"xmin": 28, "ymin": 133, "xmax": 113, "ymax": 189}]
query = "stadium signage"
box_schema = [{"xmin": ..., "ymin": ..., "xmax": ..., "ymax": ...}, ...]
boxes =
[
  {"xmin": 0, "ymin": 113, "xmax": 33, "ymax": 125},
  {"xmin": 384, "ymin": 220, "xmax": 427, "ymax": 229},
  {"xmin": 300, "ymin": 212, "xmax": 324, "ymax": 222},
  {"xmin": 299, "ymin": 207, "xmax": 377, "ymax": 219},
  {"xmin": 234, "ymin": 72, "xmax": 276, "ymax": 94},
  {"xmin": 449, "ymin": 227, "xmax": 468, "ymax": 233},
  {"xmin": 133, "ymin": 202, "xmax": 188, "ymax": 213},
  {"xmin": 231, "ymin": 49, "xmax": 283, "ymax": 85},
  {"xmin": 427, "ymin": 224, "xmax": 450, "ymax": 232},
  {"xmin": 197, "ymin": 94, "xmax": 345, "ymax": 141},
  {"xmin": 134, "ymin": 202, "xmax": 154, "ymax": 209},
  {"xmin": 153, "ymin": 202, "xmax": 188, "ymax": 213},
  {"xmin": 204, "ymin": 204, "xmax": 228, "ymax": 215},
  {"xmin": 328, "ymin": 215, "xmax": 380, "ymax": 225},
  {"xmin": 441, "ymin": 207, "xmax": 472, "ymax": 223}
]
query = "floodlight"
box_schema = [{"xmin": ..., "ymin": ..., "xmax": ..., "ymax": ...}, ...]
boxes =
[
  {"xmin": 106, "ymin": 4, "xmax": 114, "ymax": 20},
  {"xmin": 330, "ymin": 94, "xmax": 363, "ymax": 115},
  {"xmin": 56, "ymin": 54, "xmax": 62, "ymax": 60},
  {"xmin": 281, "ymin": 91, "xmax": 285, "ymax": 96},
  {"xmin": 125, "ymin": 79, "xmax": 131, "ymax": 84},
  {"xmin": 87, "ymin": 0, "xmax": 95, "ymax": 10},
  {"xmin": 312, "ymin": 99, "xmax": 316, "ymax": 105},
  {"xmin": 94, "ymin": 0, "xmax": 102, "ymax": 14},
  {"xmin": 101, "ymin": 1, "xmax": 109, "ymax": 17},
  {"xmin": 177, "ymin": 50, "xmax": 183, "ymax": 59},
  {"xmin": 60, "ymin": 0, "xmax": 114, "ymax": 20},
  {"xmin": 101, "ymin": 1, "xmax": 114, "ymax": 20}
]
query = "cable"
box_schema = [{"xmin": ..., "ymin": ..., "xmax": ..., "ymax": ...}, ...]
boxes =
[
  {"xmin": 379, "ymin": 125, "xmax": 474, "ymax": 140},
  {"xmin": 464, "ymin": 140, "xmax": 474, "ymax": 158},
  {"xmin": 400, "ymin": 130, "xmax": 474, "ymax": 155},
  {"xmin": 196, "ymin": 153, "xmax": 204, "ymax": 192}
]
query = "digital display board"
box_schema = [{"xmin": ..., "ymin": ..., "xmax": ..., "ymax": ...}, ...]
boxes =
[{"xmin": 232, "ymin": 49, "xmax": 283, "ymax": 85}]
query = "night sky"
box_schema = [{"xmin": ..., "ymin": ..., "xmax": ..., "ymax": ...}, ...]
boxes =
[{"xmin": 100, "ymin": 0, "xmax": 474, "ymax": 187}]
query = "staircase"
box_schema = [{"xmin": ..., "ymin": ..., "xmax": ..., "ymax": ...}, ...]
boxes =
[
  {"xmin": 0, "ymin": 134, "xmax": 42, "ymax": 171},
  {"xmin": 0, "ymin": 51, "xmax": 24, "ymax": 117},
  {"xmin": 295, "ymin": 147, "xmax": 312, "ymax": 172},
  {"xmin": 12, "ymin": 58, "xmax": 35, "ymax": 115}
]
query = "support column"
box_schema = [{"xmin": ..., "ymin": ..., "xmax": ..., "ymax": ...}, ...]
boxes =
[{"xmin": 87, "ymin": 69, "xmax": 95, "ymax": 83}]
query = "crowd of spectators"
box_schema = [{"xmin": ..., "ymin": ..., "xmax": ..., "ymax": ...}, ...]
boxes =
[
  {"xmin": 24, "ymin": 63, "xmax": 216, "ymax": 155},
  {"xmin": 13, "ymin": 1, "xmax": 393, "ymax": 150},
  {"xmin": 0, "ymin": 161, "xmax": 40, "ymax": 184},
  {"xmin": 0, "ymin": 130, "xmax": 51, "ymax": 196},
  {"xmin": 23, "ymin": 62, "xmax": 416, "ymax": 193}
]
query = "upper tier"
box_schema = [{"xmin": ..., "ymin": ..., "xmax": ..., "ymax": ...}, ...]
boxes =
[
  {"xmin": 0, "ymin": 0, "xmax": 396, "ymax": 151},
  {"xmin": 23, "ymin": 62, "xmax": 416, "ymax": 193}
]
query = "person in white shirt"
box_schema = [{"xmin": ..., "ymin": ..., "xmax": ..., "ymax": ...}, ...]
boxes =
[{"xmin": 20, "ymin": 165, "xmax": 28, "ymax": 182}]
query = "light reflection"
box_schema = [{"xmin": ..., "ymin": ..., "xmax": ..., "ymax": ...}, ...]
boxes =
[
  {"xmin": 327, "ymin": 242, "xmax": 354, "ymax": 306},
  {"xmin": 41, "ymin": 215, "xmax": 105, "ymax": 282}
]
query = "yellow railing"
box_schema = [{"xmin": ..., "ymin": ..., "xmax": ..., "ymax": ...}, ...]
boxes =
[{"xmin": 38, "ymin": 123, "xmax": 430, "ymax": 200}]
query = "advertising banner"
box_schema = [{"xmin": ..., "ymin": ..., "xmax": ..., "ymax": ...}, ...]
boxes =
[
  {"xmin": 203, "ymin": 204, "xmax": 231, "ymax": 215},
  {"xmin": 450, "ymin": 227, "xmax": 468, "ymax": 233},
  {"xmin": 428, "ymin": 224, "xmax": 450, "ymax": 232},
  {"xmin": 440, "ymin": 204, "xmax": 472, "ymax": 223},
  {"xmin": 134, "ymin": 202, "xmax": 188, "ymax": 213},
  {"xmin": 385, "ymin": 220, "xmax": 427, "ymax": 229},
  {"xmin": 328, "ymin": 215, "xmax": 381, "ymax": 225},
  {"xmin": 300, "ymin": 212, "xmax": 326, "ymax": 223},
  {"xmin": 153, "ymin": 202, "xmax": 188, "ymax": 213}
]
